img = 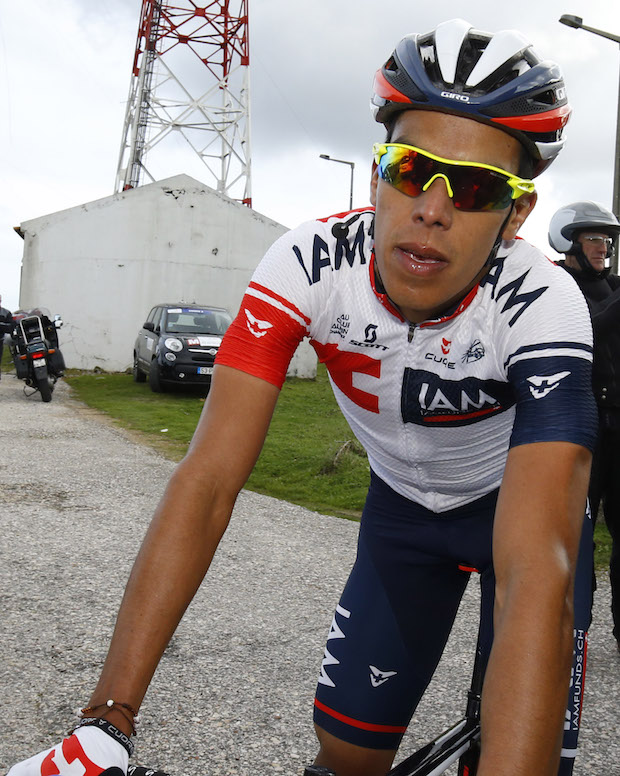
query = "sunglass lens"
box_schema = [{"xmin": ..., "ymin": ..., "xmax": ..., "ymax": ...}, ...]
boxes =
[
  {"xmin": 378, "ymin": 147, "xmax": 514, "ymax": 211},
  {"xmin": 450, "ymin": 168, "xmax": 513, "ymax": 211},
  {"xmin": 379, "ymin": 148, "xmax": 433, "ymax": 198}
]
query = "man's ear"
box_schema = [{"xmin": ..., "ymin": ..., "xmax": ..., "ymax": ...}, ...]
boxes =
[
  {"xmin": 370, "ymin": 162, "xmax": 379, "ymax": 206},
  {"xmin": 502, "ymin": 191, "xmax": 537, "ymax": 240}
]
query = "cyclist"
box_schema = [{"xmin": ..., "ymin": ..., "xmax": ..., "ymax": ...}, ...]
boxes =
[
  {"xmin": 550, "ymin": 201, "xmax": 620, "ymax": 654},
  {"xmin": 8, "ymin": 19, "xmax": 595, "ymax": 776}
]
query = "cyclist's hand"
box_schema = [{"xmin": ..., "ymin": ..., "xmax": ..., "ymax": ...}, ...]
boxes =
[{"xmin": 7, "ymin": 726, "xmax": 129, "ymax": 776}]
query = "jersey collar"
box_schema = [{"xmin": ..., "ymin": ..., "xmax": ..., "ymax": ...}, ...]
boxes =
[{"xmin": 369, "ymin": 251, "xmax": 480, "ymax": 327}]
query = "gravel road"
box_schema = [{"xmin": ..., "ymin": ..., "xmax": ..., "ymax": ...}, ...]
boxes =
[{"xmin": 0, "ymin": 374, "xmax": 618, "ymax": 775}]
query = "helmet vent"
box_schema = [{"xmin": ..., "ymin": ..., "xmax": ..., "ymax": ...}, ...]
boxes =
[
  {"xmin": 483, "ymin": 91, "xmax": 560, "ymax": 118},
  {"xmin": 534, "ymin": 88, "xmax": 556, "ymax": 107},
  {"xmin": 419, "ymin": 41, "xmax": 444, "ymax": 86},
  {"xmin": 385, "ymin": 56, "xmax": 398, "ymax": 72},
  {"xmin": 419, "ymin": 42, "xmax": 436, "ymax": 68},
  {"xmin": 455, "ymin": 35, "xmax": 490, "ymax": 86}
]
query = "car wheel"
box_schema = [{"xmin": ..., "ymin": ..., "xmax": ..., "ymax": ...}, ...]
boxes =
[
  {"xmin": 149, "ymin": 359, "xmax": 165, "ymax": 392},
  {"xmin": 133, "ymin": 353, "xmax": 146, "ymax": 383}
]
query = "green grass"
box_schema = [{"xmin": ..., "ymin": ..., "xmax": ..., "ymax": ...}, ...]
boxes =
[
  {"xmin": 594, "ymin": 516, "xmax": 614, "ymax": 572},
  {"xmin": 65, "ymin": 366, "xmax": 370, "ymax": 520},
  {"xmin": 1, "ymin": 342, "xmax": 12, "ymax": 372},
  {"xmin": 5, "ymin": 349, "xmax": 612, "ymax": 568}
]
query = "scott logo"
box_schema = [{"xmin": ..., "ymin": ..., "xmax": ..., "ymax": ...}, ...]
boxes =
[
  {"xmin": 245, "ymin": 309, "xmax": 273, "ymax": 339},
  {"xmin": 441, "ymin": 91, "xmax": 470, "ymax": 102},
  {"xmin": 349, "ymin": 324, "xmax": 389, "ymax": 353},
  {"xmin": 364, "ymin": 324, "xmax": 378, "ymax": 344}
]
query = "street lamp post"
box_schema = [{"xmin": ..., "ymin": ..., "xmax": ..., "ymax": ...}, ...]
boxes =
[
  {"xmin": 320, "ymin": 154, "xmax": 355, "ymax": 211},
  {"xmin": 559, "ymin": 15, "xmax": 620, "ymax": 226}
]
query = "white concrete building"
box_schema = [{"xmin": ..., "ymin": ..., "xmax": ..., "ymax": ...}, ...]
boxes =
[{"xmin": 17, "ymin": 174, "xmax": 317, "ymax": 377}]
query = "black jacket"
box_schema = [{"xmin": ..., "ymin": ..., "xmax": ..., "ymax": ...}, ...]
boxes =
[
  {"xmin": 560, "ymin": 262, "xmax": 620, "ymax": 410},
  {"xmin": 0, "ymin": 305, "xmax": 13, "ymax": 336}
]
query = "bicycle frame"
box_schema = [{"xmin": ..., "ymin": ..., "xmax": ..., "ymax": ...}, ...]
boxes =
[{"xmin": 386, "ymin": 635, "xmax": 485, "ymax": 776}]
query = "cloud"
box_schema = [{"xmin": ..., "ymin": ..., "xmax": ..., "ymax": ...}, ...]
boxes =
[{"xmin": 0, "ymin": 0, "xmax": 618, "ymax": 309}]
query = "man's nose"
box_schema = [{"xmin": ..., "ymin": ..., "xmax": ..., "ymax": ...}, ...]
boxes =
[{"xmin": 409, "ymin": 175, "xmax": 454, "ymax": 228}]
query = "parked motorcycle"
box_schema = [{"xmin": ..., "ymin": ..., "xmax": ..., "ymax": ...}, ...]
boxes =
[{"xmin": 10, "ymin": 309, "xmax": 65, "ymax": 402}]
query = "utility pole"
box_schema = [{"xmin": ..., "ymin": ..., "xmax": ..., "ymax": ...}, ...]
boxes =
[{"xmin": 115, "ymin": 1, "xmax": 252, "ymax": 206}]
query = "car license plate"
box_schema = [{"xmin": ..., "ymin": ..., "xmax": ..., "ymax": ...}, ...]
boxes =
[{"xmin": 198, "ymin": 366, "xmax": 213, "ymax": 375}]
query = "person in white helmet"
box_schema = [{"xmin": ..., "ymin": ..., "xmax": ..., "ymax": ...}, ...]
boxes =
[
  {"xmin": 550, "ymin": 200, "xmax": 620, "ymax": 656},
  {"xmin": 8, "ymin": 20, "xmax": 595, "ymax": 776}
]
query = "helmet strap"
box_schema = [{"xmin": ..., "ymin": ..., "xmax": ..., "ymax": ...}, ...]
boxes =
[
  {"xmin": 570, "ymin": 241, "xmax": 611, "ymax": 279},
  {"xmin": 484, "ymin": 203, "xmax": 515, "ymax": 268}
]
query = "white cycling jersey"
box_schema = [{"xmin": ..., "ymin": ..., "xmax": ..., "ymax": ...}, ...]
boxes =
[{"xmin": 217, "ymin": 208, "xmax": 596, "ymax": 511}]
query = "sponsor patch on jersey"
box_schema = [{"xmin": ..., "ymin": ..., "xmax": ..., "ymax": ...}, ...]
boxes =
[
  {"xmin": 318, "ymin": 604, "xmax": 351, "ymax": 688},
  {"xmin": 292, "ymin": 218, "xmax": 369, "ymax": 286},
  {"xmin": 330, "ymin": 314, "xmax": 351, "ymax": 338},
  {"xmin": 349, "ymin": 323, "xmax": 389, "ymax": 352},
  {"xmin": 401, "ymin": 369, "xmax": 514, "ymax": 426},
  {"xmin": 244, "ymin": 308, "xmax": 273, "ymax": 339},
  {"xmin": 526, "ymin": 371, "xmax": 571, "ymax": 399},
  {"xmin": 462, "ymin": 339, "xmax": 485, "ymax": 363},
  {"xmin": 369, "ymin": 665, "xmax": 397, "ymax": 688}
]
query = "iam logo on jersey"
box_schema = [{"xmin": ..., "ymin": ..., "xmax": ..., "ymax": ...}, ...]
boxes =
[
  {"xmin": 401, "ymin": 369, "xmax": 514, "ymax": 426},
  {"xmin": 317, "ymin": 603, "xmax": 351, "ymax": 688}
]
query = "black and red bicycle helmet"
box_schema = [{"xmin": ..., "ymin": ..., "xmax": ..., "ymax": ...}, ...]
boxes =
[{"xmin": 372, "ymin": 18, "xmax": 571, "ymax": 176}]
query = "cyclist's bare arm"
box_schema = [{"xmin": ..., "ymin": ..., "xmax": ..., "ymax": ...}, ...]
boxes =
[
  {"xmin": 85, "ymin": 364, "xmax": 280, "ymax": 735},
  {"xmin": 477, "ymin": 440, "xmax": 591, "ymax": 776}
]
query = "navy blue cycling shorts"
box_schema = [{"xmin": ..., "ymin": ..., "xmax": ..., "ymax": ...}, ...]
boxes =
[{"xmin": 313, "ymin": 470, "xmax": 592, "ymax": 757}]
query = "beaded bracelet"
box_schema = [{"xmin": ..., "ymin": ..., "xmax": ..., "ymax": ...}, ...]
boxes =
[{"xmin": 78, "ymin": 699, "xmax": 140, "ymax": 736}]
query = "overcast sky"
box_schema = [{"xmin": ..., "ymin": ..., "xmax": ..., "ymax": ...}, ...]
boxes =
[{"xmin": 0, "ymin": 0, "xmax": 618, "ymax": 311}]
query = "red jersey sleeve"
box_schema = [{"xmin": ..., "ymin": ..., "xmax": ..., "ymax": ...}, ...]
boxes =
[{"xmin": 215, "ymin": 281, "xmax": 311, "ymax": 389}]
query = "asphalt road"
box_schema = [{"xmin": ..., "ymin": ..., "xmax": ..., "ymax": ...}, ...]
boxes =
[{"xmin": 0, "ymin": 373, "xmax": 618, "ymax": 775}]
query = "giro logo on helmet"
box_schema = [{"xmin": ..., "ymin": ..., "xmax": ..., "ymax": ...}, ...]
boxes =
[{"xmin": 440, "ymin": 91, "xmax": 470, "ymax": 103}]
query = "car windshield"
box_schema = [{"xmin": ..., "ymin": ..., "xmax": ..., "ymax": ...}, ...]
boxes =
[{"xmin": 164, "ymin": 308, "xmax": 232, "ymax": 336}]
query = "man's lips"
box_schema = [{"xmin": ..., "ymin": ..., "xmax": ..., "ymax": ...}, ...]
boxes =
[{"xmin": 395, "ymin": 244, "xmax": 448, "ymax": 274}]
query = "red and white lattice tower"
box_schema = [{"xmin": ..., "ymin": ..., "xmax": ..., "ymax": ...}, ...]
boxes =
[{"xmin": 115, "ymin": 0, "xmax": 251, "ymax": 205}]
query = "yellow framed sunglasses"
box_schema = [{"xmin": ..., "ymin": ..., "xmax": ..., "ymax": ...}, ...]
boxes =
[{"xmin": 373, "ymin": 142, "xmax": 536, "ymax": 212}]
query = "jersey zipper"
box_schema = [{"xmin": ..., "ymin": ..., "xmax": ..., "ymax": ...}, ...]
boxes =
[{"xmin": 407, "ymin": 321, "xmax": 417, "ymax": 343}]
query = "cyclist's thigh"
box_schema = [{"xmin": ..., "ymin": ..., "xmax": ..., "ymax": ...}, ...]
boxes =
[
  {"xmin": 313, "ymin": 474, "xmax": 496, "ymax": 750},
  {"xmin": 313, "ymin": 538, "xmax": 469, "ymax": 749}
]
